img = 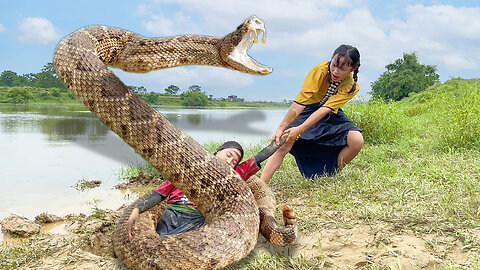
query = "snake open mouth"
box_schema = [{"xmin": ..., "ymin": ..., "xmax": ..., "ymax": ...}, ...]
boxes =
[{"xmin": 227, "ymin": 16, "xmax": 272, "ymax": 75}]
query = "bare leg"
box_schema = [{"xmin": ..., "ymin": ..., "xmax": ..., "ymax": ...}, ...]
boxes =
[
  {"xmin": 337, "ymin": 130, "xmax": 364, "ymax": 170},
  {"xmin": 260, "ymin": 141, "xmax": 294, "ymax": 183}
]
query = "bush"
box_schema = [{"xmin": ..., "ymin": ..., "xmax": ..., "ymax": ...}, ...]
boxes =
[
  {"xmin": 343, "ymin": 98, "xmax": 408, "ymax": 144},
  {"xmin": 143, "ymin": 91, "xmax": 160, "ymax": 104},
  {"xmin": 180, "ymin": 90, "xmax": 209, "ymax": 107},
  {"xmin": 6, "ymin": 87, "xmax": 33, "ymax": 103},
  {"xmin": 429, "ymin": 79, "xmax": 480, "ymax": 150}
]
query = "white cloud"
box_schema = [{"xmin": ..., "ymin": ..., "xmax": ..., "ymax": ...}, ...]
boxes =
[
  {"xmin": 142, "ymin": 12, "xmax": 200, "ymax": 36},
  {"xmin": 0, "ymin": 24, "xmax": 6, "ymax": 32},
  {"xmin": 439, "ymin": 54, "xmax": 478, "ymax": 70},
  {"xmin": 16, "ymin": 17, "xmax": 59, "ymax": 44}
]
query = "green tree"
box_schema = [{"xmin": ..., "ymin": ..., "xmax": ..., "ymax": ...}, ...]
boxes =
[
  {"xmin": 128, "ymin": 85, "xmax": 147, "ymax": 95},
  {"xmin": 51, "ymin": 88, "xmax": 61, "ymax": 97},
  {"xmin": 7, "ymin": 87, "xmax": 33, "ymax": 103},
  {"xmin": 21, "ymin": 73, "xmax": 37, "ymax": 86},
  {"xmin": 0, "ymin": 71, "xmax": 19, "ymax": 86},
  {"xmin": 181, "ymin": 90, "xmax": 209, "ymax": 107},
  {"xmin": 14, "ymin": 74, "xmax": 31, "ymax": 86},
  {"xmin": 35, "ymin": 63, "xmax": 67, "ymax": 89},
  {"xmin": 165, "ymin": 85, "xmax": 180, "ymax": 95},
  {"xmin": 188, "ymin": 85, "xmax": 202, "ymax": 92},
  {"xmin": 370, "ymin": 52, "xmax": 439, "ymax": 101},
  {"xmin": 143, "ymin": 91, "xmax": 159, "ymax": 104}
]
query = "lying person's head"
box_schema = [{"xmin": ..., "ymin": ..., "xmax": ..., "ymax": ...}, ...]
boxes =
[{"xmin": 214, "ymin": 141, "xmax": 244, "ymax": 168}]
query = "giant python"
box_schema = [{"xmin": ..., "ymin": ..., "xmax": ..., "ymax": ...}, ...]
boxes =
[{"xmin": 53, "ymin": 16, "xmax": 296, "ymax": 269}]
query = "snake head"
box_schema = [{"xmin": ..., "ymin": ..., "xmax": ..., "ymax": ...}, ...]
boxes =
[{"xmin": 220, "ymin": 15, "xmax": 272, "ymax": 75}]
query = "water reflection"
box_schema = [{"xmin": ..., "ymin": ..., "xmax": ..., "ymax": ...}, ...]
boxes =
[
  {"xmin": 0, "ymin": 104, "xmax": 275, "ymax": 163},
  {"xmin": 165, "ymin": 109, "xmax": 268, "ymax": 135},
  {"xmin": 41, "ymin": 117, "xmax": 109, "ymax": 142}
]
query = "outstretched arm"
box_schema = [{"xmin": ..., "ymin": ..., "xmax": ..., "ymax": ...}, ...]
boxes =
[
  {"xmin": 236, "ymin": 134, "xmax": 287, "ymax": 181},
  {"xmin": 272, "ymin": 103, "xmax": 305, "ymax": 144},
  {"xmin": 136, "ymin": 192, "xmax": 166, "ymax": 213},
  {"xmin": 254, "ymin": 135, "xmax": 287, "ymax": 165},
  {"xmin": 283, "ymin": 106, "xmax": 331, "ymax": 143},
  {"xmin": 127, "ymin": 191, "xmax": 166, "ymax": 240}
]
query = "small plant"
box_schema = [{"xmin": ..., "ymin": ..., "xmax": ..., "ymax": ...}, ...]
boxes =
[
  {"xmin": 116, "ymin": 162, "xmax": 158, "ymax": 181},
  {"xmin": 89, "ymin": 198, "xmax": 105, "ymax": 219},
  {"xmin": 72, "ymin": 178, "xmax": 101, "ymax": 191}
]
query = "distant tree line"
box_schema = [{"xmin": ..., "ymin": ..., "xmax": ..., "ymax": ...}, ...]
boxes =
[
  {"xmin": 0, "ymin": 63, "xmax": 213, "ymax": 106},
  {"xmin": 0, "ymin": 63, "xmax": 67, "ymax": 89},
  {"xmin": 2, "ymin": 52, "xmax": 440, "ymax": 105}
]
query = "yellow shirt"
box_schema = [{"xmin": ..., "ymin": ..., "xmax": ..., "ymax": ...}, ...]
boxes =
[{"xmin": 294, "ymin": 61, "xmax": 359, "ymax": 113}]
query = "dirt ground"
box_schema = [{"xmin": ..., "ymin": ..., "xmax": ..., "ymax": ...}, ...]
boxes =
[
  {"xmin": 255, "ymin": 223, "xmax": 479, "ymax": 269},
  {"xmin": 4, "ymin": 175, "xmax": 478, "ymax": 269},
  {"xmin": 6, "ymin": 216, "xmax": 478, "ymax": 270}
]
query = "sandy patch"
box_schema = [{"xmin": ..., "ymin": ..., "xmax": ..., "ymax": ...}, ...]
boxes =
[{"xmin": 254, "ymin": 222, "xmax": 476, "ymax": 269}]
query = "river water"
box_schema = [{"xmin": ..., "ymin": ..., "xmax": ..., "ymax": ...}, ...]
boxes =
[{"xmin": 0, "ymin": 103, "xmax": 287, "ymax": 240}]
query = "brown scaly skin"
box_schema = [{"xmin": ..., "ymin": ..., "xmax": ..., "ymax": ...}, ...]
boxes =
[
  {"xmin": 246, "ymin": 176, "xmax": 298, "ymax": 246},
  {"xmin": 53, "ymin": 16, "xmax": 293, "ymax": 270}
]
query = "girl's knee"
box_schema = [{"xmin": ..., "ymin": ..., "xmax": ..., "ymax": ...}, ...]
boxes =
[{"xmin": 348, "ymin": 131, "xmax": 364, "ymax": 150}]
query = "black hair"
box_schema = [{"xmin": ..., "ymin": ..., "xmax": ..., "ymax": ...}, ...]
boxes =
[
  {"xmin": 214, "ymin": 141, "xmax": 244, "ymax": 167},
  {"xmin": 330, "ymin": 44, "xmax": 361, "ymax": 93}
]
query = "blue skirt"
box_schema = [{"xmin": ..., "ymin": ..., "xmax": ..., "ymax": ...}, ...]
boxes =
[
  {"xmin": 156, "ymin": 207, "xmax": 205, "ymax": 235},
  {"xmin": 288, "ymin": 104, "xmax": 361, "ymax": 179}
]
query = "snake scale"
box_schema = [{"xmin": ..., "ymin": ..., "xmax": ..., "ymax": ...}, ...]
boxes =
[{"xmin": 53, "ymin": 16, "xmax": 296, "ymax": 270}]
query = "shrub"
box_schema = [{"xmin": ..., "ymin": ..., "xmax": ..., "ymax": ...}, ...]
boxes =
[
  {"xmin": 180, "ymin": 90, "xmax": 209, "ymax": 107},
  {"xmin": 6, "ymin": 87, "xmax": 33, "ymax": 103},
  {"xmin": 343, "ymin": 98, "xmax": 407, "ymax": 144},
  {"xmin": 430, "ymin": 79, "xmax": 480, "ymax": 150}
]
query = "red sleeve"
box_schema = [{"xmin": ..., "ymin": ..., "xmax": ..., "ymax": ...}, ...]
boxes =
[
  {"xmin": 235, "ymin": 157, "xmax": 260, "ymax": 181},
  {"xmin": 154, "ymin": 180, "xmax": 175, "ymax": 196}
]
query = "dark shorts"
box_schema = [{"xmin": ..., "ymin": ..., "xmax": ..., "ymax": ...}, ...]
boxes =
[
  {"xmin": 288, "ymin": 104, "xmax": 361, "ymax": 179},
  {"xmin": 156, "ymin": 207, "xmax": 205, "ymax": 235}
]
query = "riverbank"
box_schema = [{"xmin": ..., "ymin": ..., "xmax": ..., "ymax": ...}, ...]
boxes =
[
  {"xmin": 1, "ymin": 78, "xmax": 479, "ymax": 269},
  {"xmin": 0, "ymin": 86, "xmax": 289, "ymax": 108}
]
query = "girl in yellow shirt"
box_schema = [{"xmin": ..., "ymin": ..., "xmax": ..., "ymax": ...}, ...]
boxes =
[{"xmin": 261, "ymin": 45, "xmax": 364, "ymax": 181}]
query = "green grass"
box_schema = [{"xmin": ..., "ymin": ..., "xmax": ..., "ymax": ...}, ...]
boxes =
[
  {"xmin": 239, "ymin": 78, "xmax": 480, "ymax": 269},
  {"xmin": 0, "ymin": 239, "xmax": 60, "ymax": 269},
  {"xmin": 224, "ymin": 252, "xmax": 325, "ymax": 270},
  {"xmin": 116, "ymin": 162, "xmax": 159, "ymax": 181},
  {"xmin": 0, "ymin": 86, "xmax": 80, "ymax": 104}
]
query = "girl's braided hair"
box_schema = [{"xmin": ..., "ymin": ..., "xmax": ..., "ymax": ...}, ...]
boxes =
[{"xmin": 330, "ymin": 44, "xmax": 361, "ymax": 93}]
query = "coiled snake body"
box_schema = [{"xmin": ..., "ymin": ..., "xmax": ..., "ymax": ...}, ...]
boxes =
[{"xmin": 53, "ymin": 16, "xmax": 296, "ymax": 270}]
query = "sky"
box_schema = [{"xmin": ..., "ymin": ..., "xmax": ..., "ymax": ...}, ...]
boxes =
[{"xmin": 0, "ymin": 0, "xmax": 479, "ymax": 102}]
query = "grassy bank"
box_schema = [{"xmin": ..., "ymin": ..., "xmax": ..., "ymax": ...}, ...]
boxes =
[
  {"xmin": 242, "ymin": 78, "xmax": 480, "ymax": 269},
  {"xmin": 112, "ymin": 78, "xmax": 480, "ymax": 269},
  {"xmin": 232, "ymin": 78, "xmax": 480, "ymax": 268}
]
